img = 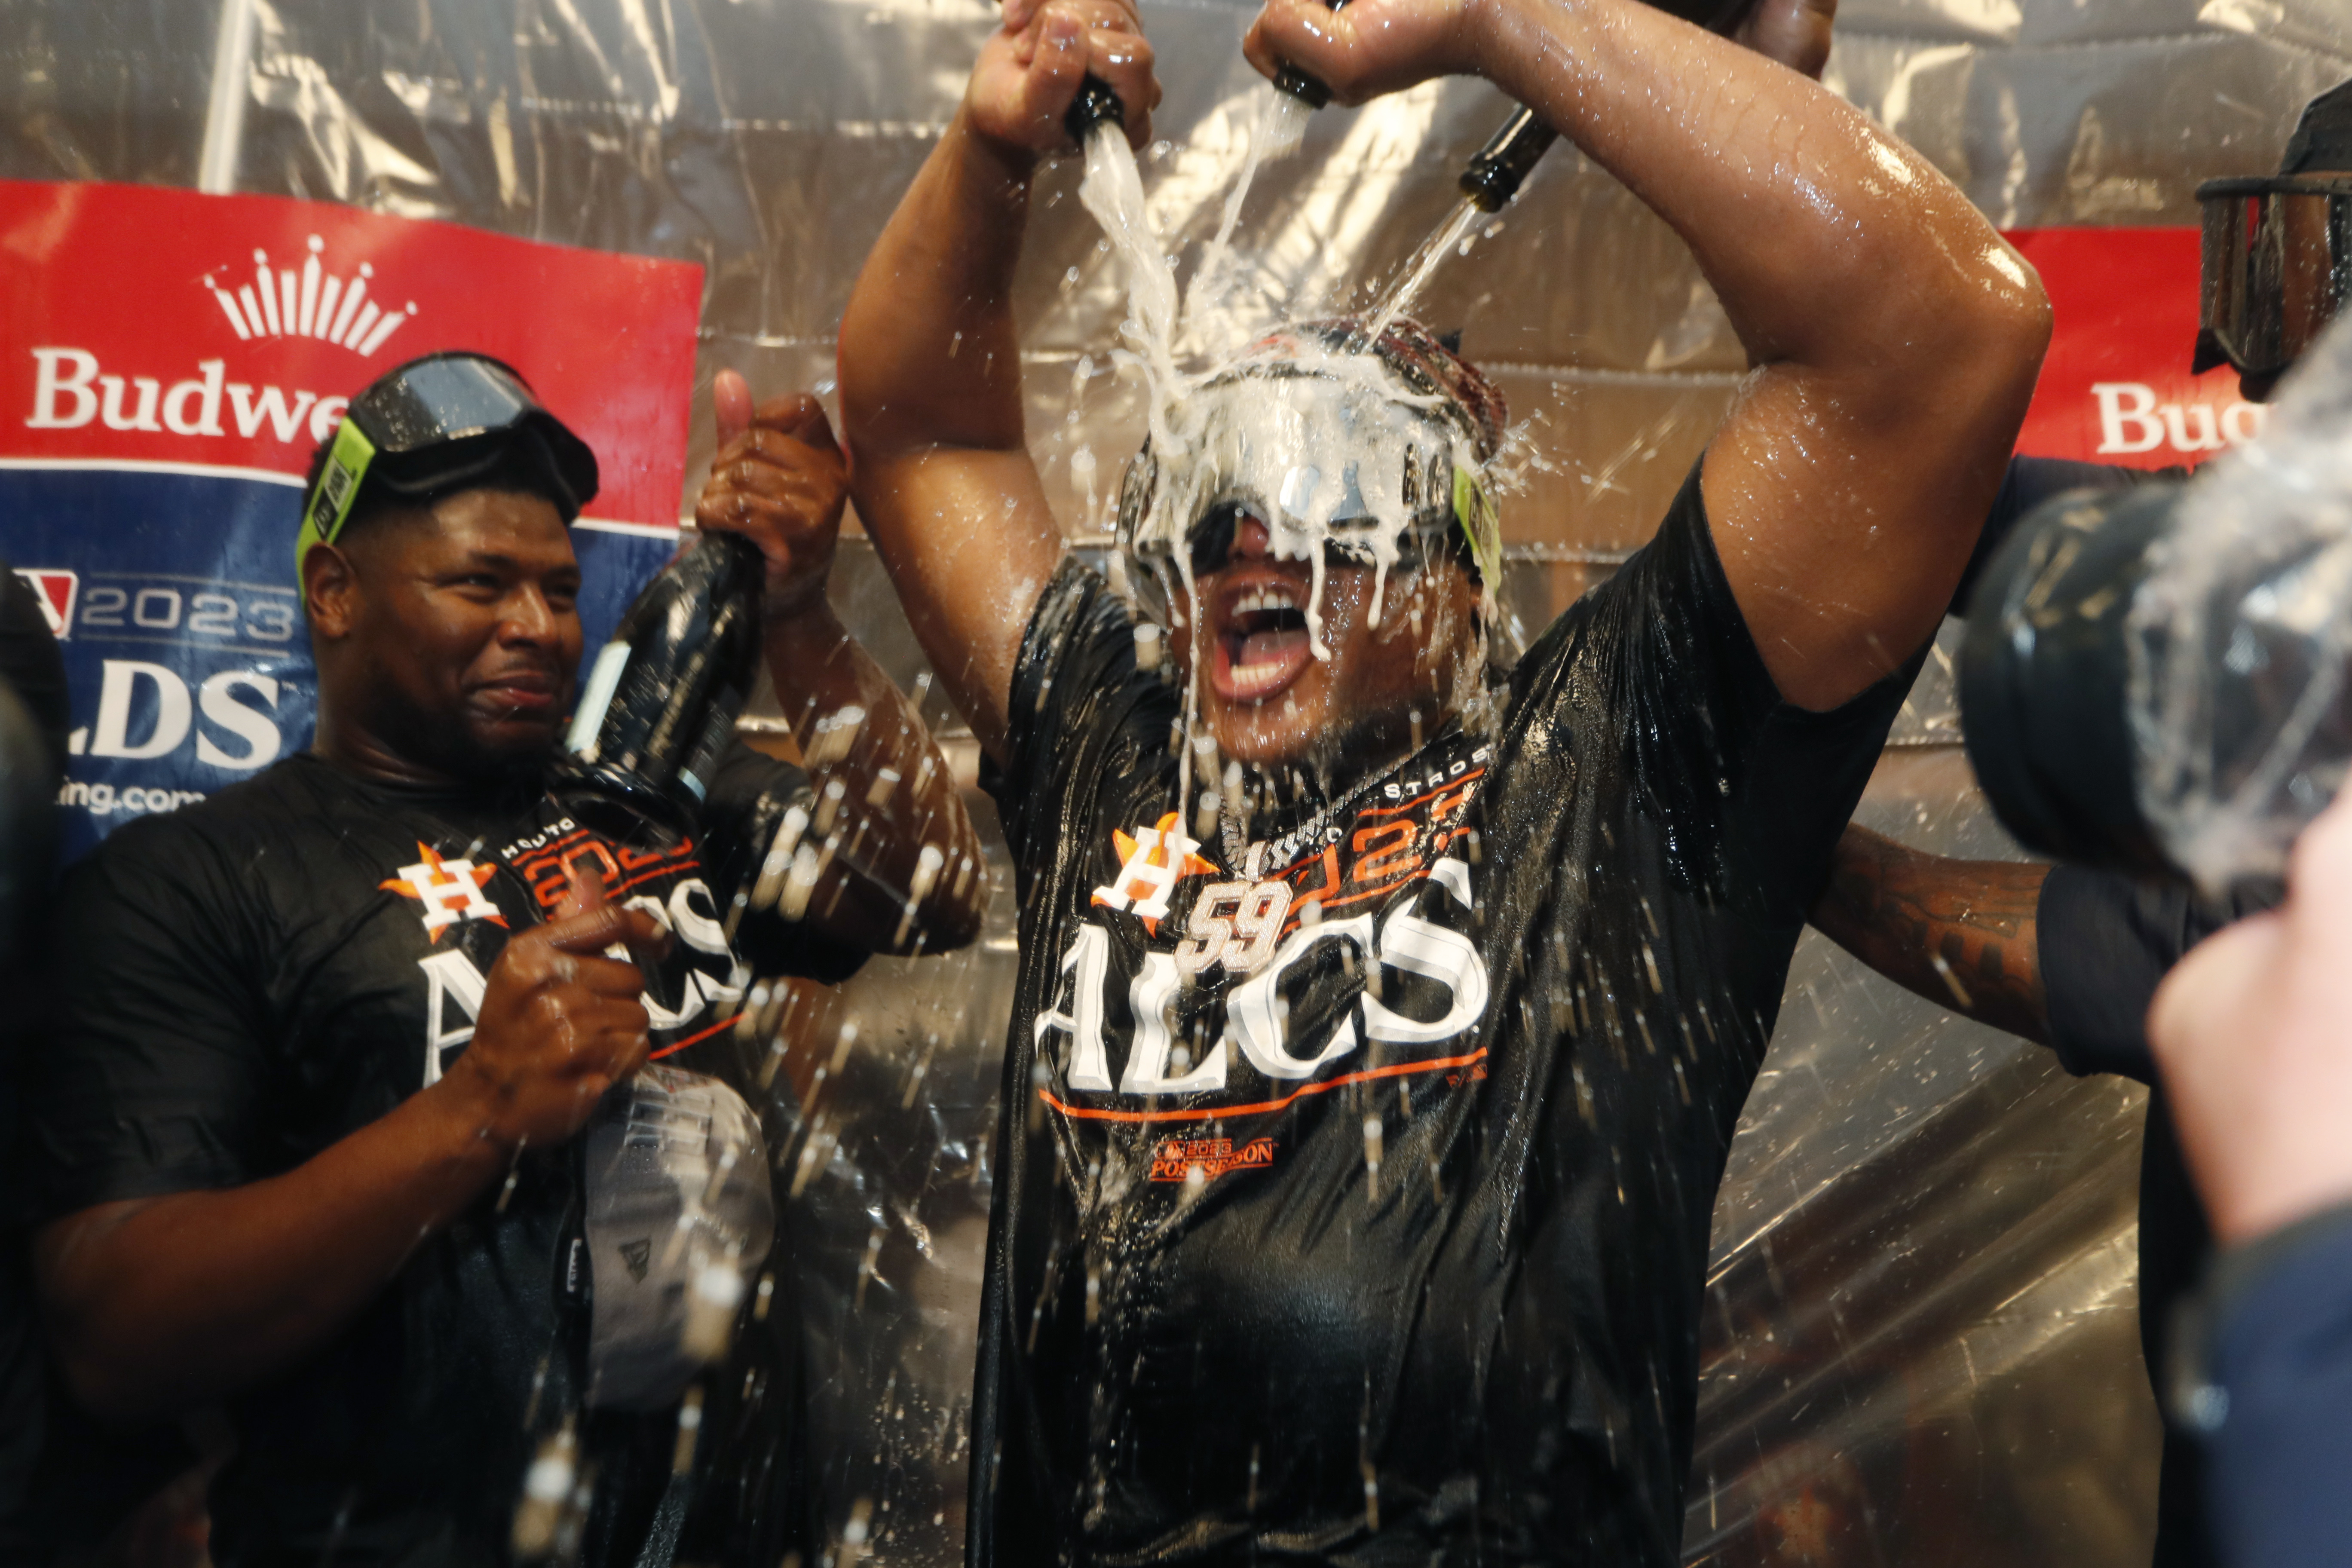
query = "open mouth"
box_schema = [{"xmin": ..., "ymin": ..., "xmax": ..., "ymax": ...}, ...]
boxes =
[{"xmin": 1211, "ymin": 582, "xmax": 1315, "ymax": 704}]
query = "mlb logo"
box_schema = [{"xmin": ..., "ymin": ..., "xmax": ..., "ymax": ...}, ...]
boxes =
[{"xmin": 13, "ymin": 570, "xmax": 77, "ymax": 640}]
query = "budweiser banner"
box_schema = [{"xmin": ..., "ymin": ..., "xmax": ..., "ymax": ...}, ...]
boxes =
[
  {"xmin": 2009, "ymin": 226, "xmax": 2261, "ymax": 467},
  {"xmin": 0, "ymin": 180, "xmax": 701, "ymax": 858}
]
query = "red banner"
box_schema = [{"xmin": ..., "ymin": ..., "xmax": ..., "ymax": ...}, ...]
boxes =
[
  {"xmin": 0, "ymin": 180, "xmax": 702, "ymax": 857},
  {"xmin": 1, "ymin": 179, "xmax": 701, "ymax": 530},
  {"xmin": 2008, "ymin": 226, "xmax": 2263, "ymax": 469}
]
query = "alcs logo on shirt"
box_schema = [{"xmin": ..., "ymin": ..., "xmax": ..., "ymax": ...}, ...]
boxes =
[{"xmin": 381, "ymin": 842, "xmax": 505, "ymax": 937}]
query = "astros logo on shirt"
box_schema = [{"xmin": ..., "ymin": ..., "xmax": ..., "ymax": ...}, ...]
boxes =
[
  {"xmin": 1090, "ymin": 812, "xmax": 1216, "ymax": 929},
  {"xmin": 380, "ymin": 842, "xmax": 505, "ymax": 938}
]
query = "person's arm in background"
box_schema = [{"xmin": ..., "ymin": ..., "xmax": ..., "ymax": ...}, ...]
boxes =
[
  {"xmin": 1731, "ymin": 0, "xmax": 1836, "ymax": 79},
  {"xmin": 2147, "ymin": 789, "xmax": 2352, "ymax": 1568},
  {"xmin": 1808, "ymin": 825, "xmax": 2052, "ymax": 1045},
  {"xmin": 1804, "ymin": 462, "xmax": 2184, "ymax": 1050},
  {"xmin": 1246, "ymin": 0, "xmax": 2050, "ymax": 713},
  {"xmin": 697, "ymin": 374, "xmax": 986, "ymax": 955},
  {"xmin": 836, "ymin": 0, "xmax": 1159, "ymax": 763}
]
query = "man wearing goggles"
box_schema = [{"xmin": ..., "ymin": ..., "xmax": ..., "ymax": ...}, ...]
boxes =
[
  {"xmin": 1808, "ymin": 74, "xmax": 2350, "ymax": 1568},
  {"xmin": 1117, "ymin": 322, "xmax": 1505, "ymax": 616},
  {"xmin": 837, "ymin": 0, "xmax": 2048, "ymax": 1559},
  {"xmin": 20, "ymin": 352, "xmax": 984, "ymax": 1567}
]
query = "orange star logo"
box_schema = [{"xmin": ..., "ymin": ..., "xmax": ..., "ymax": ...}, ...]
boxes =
[
  {"xmin": 381, "ymin": 842, "xmax": 506, "ymax": 937},
  {"xmin": 1090, "ymin": 812, "xmax": 1216, "ymax": 932}
]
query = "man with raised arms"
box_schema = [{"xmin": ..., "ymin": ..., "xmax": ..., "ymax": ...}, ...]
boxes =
[{"xmin": 838, "ymin": 0, "xmax": 2048, "ymax": 1557}]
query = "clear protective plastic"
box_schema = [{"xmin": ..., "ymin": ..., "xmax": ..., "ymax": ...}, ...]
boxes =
[{"xmin": 2132, "ymin": 310, "xmax": 2352, "ymax": 889}]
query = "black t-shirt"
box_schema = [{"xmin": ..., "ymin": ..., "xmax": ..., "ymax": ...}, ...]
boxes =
[
  {"xmin": 973, "ymin": 470, "xmax": 1918, "ymax": 1566},
  {"xmin": 20, "ymin": 744, "xmax": 857, "ymax": 1568}
]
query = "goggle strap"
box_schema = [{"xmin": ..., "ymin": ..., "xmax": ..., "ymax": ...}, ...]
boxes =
[
  {"xmin": 295, "ymin": 417, "xmax": 378, "ymax": 576},
  {"xmin": 1452, "ymin": 467, "xmax": 1501, "ymax": 585}
]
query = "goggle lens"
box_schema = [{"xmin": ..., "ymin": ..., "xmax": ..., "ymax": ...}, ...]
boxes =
[{"xmin": 2195, "ymin": 178, "xmax": 2352, "ymax": 378}]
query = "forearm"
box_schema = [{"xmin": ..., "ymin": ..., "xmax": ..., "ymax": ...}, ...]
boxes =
[
  {"xmin": 1809, "ymin": 824, "xmax": 2052, "ymax": 1045},
  {"xmin": 839, "ymin": 107, "xmax": 1035, "ymax": 462},
  {"xmin": 764, "ymin": 603, "xmax": 986, "ymax": 952},
  {"xmin": 834, "ymin": 109, "xmax": 1066, "ymax": 762},
  {"xmin": 37, "ymin": 1082, "xmax": 507, "ymax": 1422},
  {"xmin": 1469, "ymin": 0, "xmax": 2028, "ymax": 373}
]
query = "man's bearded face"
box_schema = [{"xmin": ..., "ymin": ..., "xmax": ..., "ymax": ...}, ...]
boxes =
[
  {"xmin": 340, "ymin": 489, "xmax": 585, "ymax": 783},
  {"xmin": 1168, "ymin": 511, "xmax": 1484, "ymax": 775}
]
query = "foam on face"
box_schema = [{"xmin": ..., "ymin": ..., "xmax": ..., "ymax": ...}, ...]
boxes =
[
  {"xmin": 1134, "ymin": 357, "xmax": 1477, "ymax": 654},
  {"xmin": 1076, "ymin": 117, "xmax": 1502, "ymax": 805}
]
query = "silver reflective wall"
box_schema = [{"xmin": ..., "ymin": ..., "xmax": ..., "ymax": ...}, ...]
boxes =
[{"xmin": 6, "ymin": 1, "xmax": 2350, "ymax": 1562}]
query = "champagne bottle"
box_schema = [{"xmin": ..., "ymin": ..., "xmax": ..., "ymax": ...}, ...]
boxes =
[{"xmin": 564, "ymin": 529, "xmax": 767, "ymax": 827}]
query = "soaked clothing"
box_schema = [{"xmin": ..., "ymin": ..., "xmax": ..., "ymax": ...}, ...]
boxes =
[
  {"xmin": 2038, "ymin": 868, "xmax": 2274, "ymax": 1568},
  {"xmin": 20, "ymin": 747, "xmax": 853, "ymax": 1568},
  {"xmin": 0, "ymin": 554, "xmax": 67, "ymax": 1562},
  {"xmin": 974, "ymin": 469, "xmax": 1917, "ymax": 1566}
]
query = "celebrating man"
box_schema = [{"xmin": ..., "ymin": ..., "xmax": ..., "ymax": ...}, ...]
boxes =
[
  {"xmin": 21, "ymin": 355, "xmax": 983, "ymax": 1567},
  {"xmin": 838, "ymin": 0, "xmax": 2049, "ymax": 1558}
]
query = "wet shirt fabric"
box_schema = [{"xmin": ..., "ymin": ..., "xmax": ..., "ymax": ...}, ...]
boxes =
[
  {"xmin": 974, "ymin": 469, "xmax": 1918, "ymax": 1567},
  {"xmin": 20, "ymin": 746, "xmax": 855, "ymax": 1568}
]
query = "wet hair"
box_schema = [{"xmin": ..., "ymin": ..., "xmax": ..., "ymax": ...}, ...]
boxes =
[{"xmin": 1250, "ymin": 315, "xmax": 1510, "ymax": 462}]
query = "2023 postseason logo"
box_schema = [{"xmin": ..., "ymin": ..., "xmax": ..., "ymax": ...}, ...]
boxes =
[{"xmin": 0, "ymin": 180, "xmax": 703, "ymax": 858}]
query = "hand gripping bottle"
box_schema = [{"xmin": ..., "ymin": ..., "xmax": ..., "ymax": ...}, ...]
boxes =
[{"xmin": 564, "ymin": 530, "xmax": 767, "ymax": 830}]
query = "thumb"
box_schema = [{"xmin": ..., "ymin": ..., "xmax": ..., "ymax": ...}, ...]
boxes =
[
  {"xmin": 556, "ymin": 856, "xmax": 610, "ymax": 921},
  {"xmin": 714, "ymin": 369, "xmax": 754, "ymax": 452}
]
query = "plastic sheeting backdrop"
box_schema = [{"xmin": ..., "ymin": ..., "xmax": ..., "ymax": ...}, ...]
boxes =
[{"xmin": 8, "ymin": 0, "xmax": 2352, "ymax": 1562}]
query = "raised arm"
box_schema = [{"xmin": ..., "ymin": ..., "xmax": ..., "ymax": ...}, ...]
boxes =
[
  {"xmin": 836, "ymin": 0, "xmax": 1159, "ymax": 762},
  {"xmin": 697, "ymin": 376, "xmax": 986, "ymax": 954},
  {"xmin": 1809, "ymin": 823, "xmax": 2051, "ymax": 1045},
  {"xmin": 1246, "ymin": 0, "xmax": 2051, "ymax": 710}
]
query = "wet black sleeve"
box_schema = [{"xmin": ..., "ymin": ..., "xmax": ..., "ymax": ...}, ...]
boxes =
[
  {"xmin": 18, "ymin": 818, "xmax": 273, "ymax": 1223},
  {"xmin": 1525, "ymin": 465, "xmax": 1921, "ymax": 931},
  {"xmin": 698, "ymin": 739, "xmax": 863, "ymax": 985},
  {"xmin": 2037, "ymin": 868, "xmax": 2272, "ymax": 1084},
  {"xmin": 985, "ymin": 559, "xmax": 1175, "ymax": 875}
]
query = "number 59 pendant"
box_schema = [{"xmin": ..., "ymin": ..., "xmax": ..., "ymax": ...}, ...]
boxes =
[{"xmin": 1174, "ymin": 879, "xmax": 1293, "ymax": 978}]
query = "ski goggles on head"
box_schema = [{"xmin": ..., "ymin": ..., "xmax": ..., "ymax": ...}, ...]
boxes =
[
  {"xmin": 2193, "ymin": 177, "xmax": 2352, "ymax": 379},
  {"xmin": 297, "ymin": 351, "xmax": 600, "ymax": 576},
  {"xmin": 1114, "ymin": 369, "xmax": 1502, "ymax": 624}
]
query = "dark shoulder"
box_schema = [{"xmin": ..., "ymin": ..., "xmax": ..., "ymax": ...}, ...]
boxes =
[
  {"xmin": 1503, "ymin": 463, "xmax": 1719, "ymax": 704},
  {"xmin": 67, "ymin": 758, "xmax": 344, "ymax": 898}
]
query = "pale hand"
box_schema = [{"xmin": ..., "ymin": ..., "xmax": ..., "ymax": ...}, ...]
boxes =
[
  {"xmin": 969, "ymin": 0, "xmax": 1160, "ymax": 155},
  {"xmin": 2150, "ymin": 791, "xmax": 2352, "ymax": 1246}
]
